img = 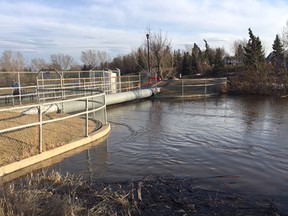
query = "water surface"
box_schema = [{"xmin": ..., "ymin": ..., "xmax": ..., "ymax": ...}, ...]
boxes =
[{"xmin": 52, "ymin": 95, "xmax": 288, "ymax": 205}]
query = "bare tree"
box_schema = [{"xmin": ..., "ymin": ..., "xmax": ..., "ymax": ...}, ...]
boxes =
[
  {"xmin": 281, "ymin": 20, "xmax": 288, "ymax": 72},
  {"xmin": 13, "ymin": 52, "xmax": 25, "ymax": 72},
  {"xmin": 81, "ymin": 50, "xmax": 98, "ymax": 69},
  {"xmin": 97, "ymin": 50, "xmax": 110, "ymax": 68},
  {"xmin": 232, "ymin": 40, "xmax": 246, "ymax": 65},
  {"xmin": 0, "ymin": 50, "xmax": 14, "ymax": 71},
  {"xmin": 81, "ymin": 50, "xmax": 110, "ymax": 69},
  {"xmin": 146, "ymin": 30, "xmax": 172, "ymax": 79},
  {"xmin": 0, "ymin": 50, "xmax": 26, "ymax": 86},
  {"xmin": 135, "ymin": 47, "xmax": 148, "ymax": 71},
  {"xmin": 30, "ymin": 58, "xmax": 47, "ymax": 71},
  {"xmin": 282, "ymin": 20, "xmax": 288, "ymax": 49},
  {"xmin": 50, "ymin": 53, "xmax": 75, "ymax": 71}
]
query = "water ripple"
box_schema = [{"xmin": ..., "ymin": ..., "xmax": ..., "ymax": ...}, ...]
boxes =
[{"xmin": 52, "ymin": 96, "xmax": 288, "ymax": 198}]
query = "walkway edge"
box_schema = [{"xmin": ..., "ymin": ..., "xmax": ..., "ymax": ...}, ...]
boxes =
[{"xmin": 0, "ymin": 123, "xmax": 111, "ymax": 178}]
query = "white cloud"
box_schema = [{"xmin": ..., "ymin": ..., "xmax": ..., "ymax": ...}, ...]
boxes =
[{"xmin": 0, "ymin": 0, "xmax": 288, "ymax": 62}]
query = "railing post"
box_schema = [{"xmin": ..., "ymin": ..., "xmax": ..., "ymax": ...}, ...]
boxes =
[
  {"xmin": 182, "ymin": 79, "xmax": 184, "ymax": 97},
  {"xmin": 104, "ymin": 94, "xmax": 107, "ymax": 124},
  {"xmin": 60, "ymin": 77, "xmax": 65, "ymax": 100},
  {"xmin": 41, "ymin": 72, "xmax": 44, "ymax": 101},
  {"xmin": 118, "ymin": 70, "xmax": 122, "ymax": 92},
  {"xmin": 103, "ymin": 76, "xmax": 106, "ymax": 93},
  {"xmin": 204, "ymin": 79, "xmax": 207, "ymax": 95},
  {"xmin": 17, "ymin": 71, "xmax": 22, "ymax": 105},
  {"xmin": 38, "ymin": 105, "xmax": 43, "ymax": 153},
  {"xmin": 85, "ymin": 97, "xmax": 89, "ymax": 137},
  {"xmin": 139, "ymin": 73, "xmax": 141, "ymax": 90}
]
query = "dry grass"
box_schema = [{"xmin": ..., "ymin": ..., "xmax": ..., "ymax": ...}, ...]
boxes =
[
  {"xmin": 0, "ymin": 171, "xmax": 139, "ymax": 216},
  {"xmin": 0, "ymin": 172, "xmax": 283, "ymax": 216},
  {"xmin": 0, "ymin": 112, "xmax": 97, "ymax": 166}
]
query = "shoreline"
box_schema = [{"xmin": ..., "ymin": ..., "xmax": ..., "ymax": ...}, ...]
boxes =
[{"xmin": 1, "ymin": 172, "xmax": 286, "ymax": 216}]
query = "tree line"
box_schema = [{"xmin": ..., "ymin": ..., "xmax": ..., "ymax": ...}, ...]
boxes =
[{"xmin": 1, "ymin": 22, "xmax": 288, "ymax": 90}]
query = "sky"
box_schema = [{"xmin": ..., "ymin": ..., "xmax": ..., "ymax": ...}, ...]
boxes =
[{"xmin": 1, "ymin": 0, "xmax": 288, "ymax": 64}]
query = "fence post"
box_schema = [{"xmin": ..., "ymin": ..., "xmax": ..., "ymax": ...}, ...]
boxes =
[
  {"xmin": 119, "ymin": 75, "xmax": 122, "ymax": 92},
  {"xmin": 41, "ymin": 72, "xmax": 44, "ymax": 101},
  {"xmin": 139, "ymin": 73, "xmax": 141, "ymax": 90},
  {"xmin": 84, "ymin": 78, "xmax": 87, "ymax": 96},
  {"xmin": 104, "ymin": 94, "xmax": 107, "ymax": 124},
  {"xmin": 182, "ymin": 79, "xmax": 184, "ymax": 97},
  {"xmin": 38, "ymin": 105, "xmax": 43, "ymax": 153},
  {"xmin": 60, "ymin": 76, "xmax": 64, "ymax": 100},
  {"xmin": 17, "ymin": 71, "xmax": 22, "ymax": 105},
  {"xmin": 204, "ymin": 79, "xmax": 207, "ymax": 95},
  {"xmin": 36, "ymin": 76, "xmax": 40, "ymax": 103},
  {"xmin": 85, "ymin": 97, "xmax": 89, "ymax": 137}
]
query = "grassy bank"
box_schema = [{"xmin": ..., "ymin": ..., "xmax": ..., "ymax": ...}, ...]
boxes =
[{"xmin": 0, "ymin": 172, "xmax": 284, "ymax": 216}]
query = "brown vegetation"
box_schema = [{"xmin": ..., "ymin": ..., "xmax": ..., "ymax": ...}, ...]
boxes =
[
  {"xmin": 228, "ymin": 65, "xmax": 288, "ymax": 96},
  {"xmin": 0, "ymin": 173, "xmax": 284, "ymax": 216}
]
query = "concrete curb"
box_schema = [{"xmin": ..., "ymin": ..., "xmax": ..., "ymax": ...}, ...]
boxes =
[{"xmin": 0, "ymin": 123, "xmax": 111, "ymax": 178}]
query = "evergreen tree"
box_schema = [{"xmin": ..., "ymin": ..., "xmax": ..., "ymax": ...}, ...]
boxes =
[
  {"xmin": 173, "ymin": 49, "xmax": 182, "ymax": 76},
  {"xmin": 191, "ymin": 43, "xmax": 203, "ymax": 74},
  {"xmin": 272, "ymin": 34, "xmax": 285, "ymax": 73},
  {"xmin": 181, "ymin": 52, "xmax": 192, "ymax": 75},
  {"xmin": 204, "ymin": 39, "xmax": 214, "ymax": 67},
  {"xmin": 213, "ymin": 48, "xmax": 225, "ymax": 72},
  {"xmin": 243, "ymin": 28, "xmax": 265, "ymax": 70}
]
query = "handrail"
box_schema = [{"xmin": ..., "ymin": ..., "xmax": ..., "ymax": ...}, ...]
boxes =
[{"xmin": 0, "ymin": 92, "xmax": 107, "ymax": 154}]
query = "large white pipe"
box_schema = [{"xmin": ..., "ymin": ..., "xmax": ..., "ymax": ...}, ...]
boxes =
[
  {"xmin": 60, "ymin": 88, "xmax": 158, "ymax": 113},
  {"xmin": 19, "ymin": 88, "xmax": 159, "ymax": 114},
  {"xmin": 106, "ymin": 88, "xmax": 156, "ymax": 106}
]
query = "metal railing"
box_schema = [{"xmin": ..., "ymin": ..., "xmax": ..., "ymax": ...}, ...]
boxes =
[
  {"xmin": 36, "ymin": 75, "xmax": 141, "ymax": 102},
  {"xmin": 0, "ymin": 92, "xmax": 107, "ymax": 167},
  {"xmin": 0, "ymin": 71, "xmax": 142, "ymax": 107},
  {"xmin": 0, "ymin": 85, "xmax": 38, "ymax": 106},
  {"xmin": 156, "ymin": 78, "xmax": 227, "ymax": 97}
]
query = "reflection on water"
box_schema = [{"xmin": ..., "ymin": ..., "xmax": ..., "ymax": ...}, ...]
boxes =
[
  {"xmin": 2, "ymin": 136, "xmax": 109, "ymax": 183},
  {"xmin": 51, "ymin": 95, "xmax": 288, "ymax": 207},
  {"xmin": 51, "ymin": 140, "xmax": 108, "ymax": 181}
]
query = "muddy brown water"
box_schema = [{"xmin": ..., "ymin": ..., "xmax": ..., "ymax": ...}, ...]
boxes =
[{"xmin": 51, "ymin": 95, "xmax": 288, "ymax": 211}]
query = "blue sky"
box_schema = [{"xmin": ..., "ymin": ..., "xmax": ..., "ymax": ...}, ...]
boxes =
[{"xmin": 1, "ymin": 0, "xmax": 288, "ymax": 63}]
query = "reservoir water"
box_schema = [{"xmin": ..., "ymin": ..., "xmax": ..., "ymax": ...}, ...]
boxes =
[{"xmin": 51, "ymin": 95, "xmax": 288, "ymax": 207}]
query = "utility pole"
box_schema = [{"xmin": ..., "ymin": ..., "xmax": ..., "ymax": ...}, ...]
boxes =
[{"xmin": 146, "ymin": 34, "xmax": 151, "ymax": 76}]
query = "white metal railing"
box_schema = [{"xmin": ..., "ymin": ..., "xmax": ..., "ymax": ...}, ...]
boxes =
[
  {"xmin": 0, "ymin": 85, "xmax": 37, "ymax": 106},
  {"xmin": 0, "ymin": 70, "xmax": 142, "ymax": 106},
  {"xmin": 0, "ymin": 92, "xmax": 107, "ymax": 166}
]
